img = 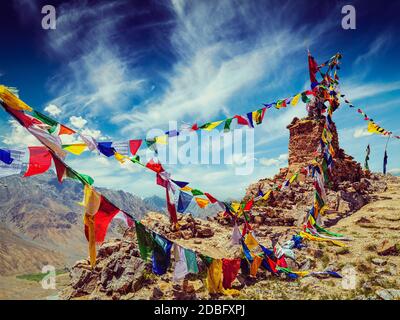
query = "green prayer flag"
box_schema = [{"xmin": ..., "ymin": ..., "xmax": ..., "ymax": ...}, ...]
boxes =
[
  {"xmin": 301, "ymin": 93, "xmax": 311, "ymax": 103},
  {"xmin": 32, "ymin": 111, "xmax": 58, "ymax": 127},
  {"xmin": 184, "ymin": 249, "xmax": 199, "ymax": 274},
  {"xmin": 191, "ymin": 189, "xmax": 204, "ymax": 196},
  {"xmin": 135, "ymin": 221, "xmax": 155, "ymax": 261},
  {"xmin": 224, "ymin": 118, "xmax": 233, "ymax": 132}
]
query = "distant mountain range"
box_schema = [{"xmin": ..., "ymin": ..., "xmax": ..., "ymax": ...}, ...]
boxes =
[{"xmin": 0, "ymin": 172, "xmax": 164, "ymax": 275}]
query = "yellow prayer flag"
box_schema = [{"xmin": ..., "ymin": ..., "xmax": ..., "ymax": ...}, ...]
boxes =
[
  {"xmin": 231, "ymin": 202, "xmax": 241, "ymax": 213},
  {"xmin": 262, "ymin": 190, "xmax": 272, "ymax": 201},
  {"xmin": 244, "ymin": 232, "xmax": 258, "ymax": 250},
  {"xmin": 206, "ymin": 259, "xmax": 240, "ymax": 296},
  {"xmin": 195, "ymin": 197, "xmax": 210, "ymax": 209},
  {"xmin": 63, "ymin": 144, "xmax": 87, "ymax": 155},
  {"xmin": 0, "ymin": 85, "xmax": 33, "ymax": 112},
  {"xmin": 289, "ymin": 173, "xmax": 298, "ymax": 184},
  {"xmin": 180, "ymin": 186, "xmax": 192, "ymax": 192},
  {"xmin": 83, "ymin": 185, "xmax": 101, "ymax": 216},
  {"xmin": 114, "ymin": 152, "xmax": 127, "ymax": 163},
  {"xmin": 299, "ymin": 231, "xmax": 346, "ymax": 247},
  {"xmin": 155, "ymin": 135, "xmax": 168, "ymax": 144},
  {"xmin": 203, "ymin": 120, "xmax": 223, "ymax": 131},
  {"xmin": 367, "ymin": 121, "xmax": 384, "ymax": 135},
  {"xmin": 291, "ymin": 93, "xmax": 301, "ymax": 106}
]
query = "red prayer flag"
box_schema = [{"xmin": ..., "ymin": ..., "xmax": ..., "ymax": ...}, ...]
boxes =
[
  {"xmin": 146, "ymin": 159, "xmax": 164, "ymax": 173},
  {"xmin": 3, "ymin": 106, "xmax": 42, "ymax": 128},
  {"xmin": 222, "ymin": 258, "xmax": 241, "ymax": 289},
  {"xmin": 308, "ymin": 52, "xmax": 319, "ymax": 84},
  {"xmin": 234, "ymin": 115, "xmax": 249, "ymax": 126},
  {"xmin": 191, "ymin": 124, "xmax": 199, "ymax": 131},
  {"xmin": 276, "ymin": 255, "xmax": 288, "ymax": 268},
  {"xmin": 166, "ymin": 186, "xmax": 178, "ymax": 223},
  {"xmin": 84, "ymin": 196, "xmax": 120, "ymax": 243},
  {"xmin": 129, "ymin": 139, "xmax": 142, "ymax": 155},
  {"xmin": 204, "ymin": 192, "xmax": 218, "ymax": 204},
  {"xmin": 24, "ymin": 146, "xmax": 52, "ymax": 177},
  {"xmin": 243, "ymin": 199, "xmax": 254, "ymax": 211},
  {"xmin": 51, "ymin": 153, "xmax": 67, "ymax": 182}
]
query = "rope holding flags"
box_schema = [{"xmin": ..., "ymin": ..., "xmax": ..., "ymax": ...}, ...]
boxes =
[{"xmin": 4, "ymin": 51, "xmax": 399, "ymax": 294}]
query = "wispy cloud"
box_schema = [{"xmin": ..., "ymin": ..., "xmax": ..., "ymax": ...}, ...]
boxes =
[
  {"xmin": 45, "ymin": 1, "xmax": 146, "ymax": 118},
  {"xmin": 353, "ymin": 127, "xmax": 373, "ymax": 138},
  {"xmin": 112, "ymin": 0, "xmax": 333, "ymax": 135}
]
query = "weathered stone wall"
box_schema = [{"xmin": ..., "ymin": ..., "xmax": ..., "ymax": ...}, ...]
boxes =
[{"xmin": 286, "ymin": 116, "xmax": 363, "ymax": 188}]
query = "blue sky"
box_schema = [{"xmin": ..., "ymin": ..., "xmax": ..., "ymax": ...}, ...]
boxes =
[{"xmin": 0, "ymin": 0, "xmax": 399, "ymax": 200}]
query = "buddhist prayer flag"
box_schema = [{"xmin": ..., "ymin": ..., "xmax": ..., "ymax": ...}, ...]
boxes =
[
  {"xmin": 383, "ymin": 150, "xmax": 388, "ymax": 174},
  {"xmin": 262, "ymin": 190, "xmax": 272, "ymax": 201},
  {"xmin": 32, "ymin": 110, "xmax": 58, "ymax": 128},
  {"xmin": 129, "ymin": 139, "xmax": 142, "ymax": 155},
  {"xmin": 367, "ymin": 121, "xmax": 385, "ymax": 135},
  {"xmin": 84, "ymin": 196, "xmax": 120, "ymax": 243},
  {"xmin": 177, "ymin": 191, "xmax": 193, "ymax": 213},
  {"xmin": 146, "ymin": 159, "xmax": 164, "ymax": 173},
  {"xmin": 135, "ymin": 221, "xmax": 155, "ymax": 261},
  {"xmin": 0, "ymin": 149, "xmax": 13, "ymax": 165},
  {"xmin": 152, "ymin": 234, "xmax": 172, "ymax": 276},
  {"xmin": 166, "ymin": 184, "xmax": 178, "ymax": 223},
  {"xmin": 200, "ymin": 120, "xmax": 223, "ymax": 131},
  {"xmin": 234, "ymin": 115, "xmax": 249, "ymax": 126},
  {"xmin": 231, "ymin": 223, "xmax": 242, "ymax": 245},
  {"xmin": 246, "ymin": 112, "xmax": 254, "ymax": 128},
  {"xmin": 24, "ymin": 146, "xmax": 52, "ymax": 177},
  {"xmin": 155, "ymin": 135, "xmax": 168, "ymax": 144},
  {"xmin": 0, "ymin": 85, "xmax": 32, "ymax": 112},
  {"xmin": 112, "ymin": 141, "xmax": 129, "ymax": 156},
  {"xmin": 195, "ymin": 197, "xmax": 210, "ymax": 209},
  {"xmin": 204, "ymin": 192, "xmax": 218, "ymax": 204},
  {"xmin": 2, "ymin": 105, "xmax": 41, "ymax": 128},
  {"xmin": 173, "ymin": 244, "xmax": 188, "ymax": 282},
  {"xmin": 222, "ymin": 258, "xmax": 241, "ymax": 289},
  {"xmin": 27, "ymin": 126, "xmax": 67, "ymax": 159},
  {"xmin": 290, "ymin": 93, "xmax": 301, "ymax": 107},
  {"xmin": 184, "ymin": 249, "xmax": 199, "ymax": 274},
  {"xmin": 171, "ymin": 179, "xmax": 189, "ymax": 188},
  {"xmin": 191, "ymin": 189, "xmax": 204, "ymax": 196},
  {"xmin": 83, "ymin": 185, "xmax": 101, "ymax": 216},
  {"xmin": 62, "ymin": 143, "xmax": 87, "ymax": 155},
  {"xmin": 80, "ymin": 134, "xmax": 97, "ymax": 151},
  {"xmin": 244, "ymin": 232, "xmax": 258, "ymax": 250},
  {"xmin": 243, "ymin": 199, "xmax": 254, "ymax": 211},
  {"xmin": 364, "ymin": 144, "xmax": 370, "ymax": 171},
  {"xmin": 250, "ymin": 255, "xmax": 263, "ymax": 277},
  {"xmin": 224, "ymin": 118, "xmax": 233, "ymax": 132},
  {"xmin": 97, "ymin": 142, "xmax": 115, "ymax": 157},
  {"xmin": 308, "ymin": 52, "xmax": 319, "ymax": 85},
  {"xmin": 0, "ymin": 149, "xmax": 24, "ymax": 178}
]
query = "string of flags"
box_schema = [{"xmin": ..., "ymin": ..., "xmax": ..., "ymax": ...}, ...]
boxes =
[
  {"xmin": 1, "ymin": 51, "xmax": 393, "ymax": 294},
  {"xmin": 340, "ymin": 94, "xmax": 399, "ymax": 139}
]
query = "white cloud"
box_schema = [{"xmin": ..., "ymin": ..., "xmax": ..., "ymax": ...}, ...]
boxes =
[
  {"xmin": 355, "ymin": 34, "xmax": 392, "ymax": 66},
  {"xmin": 2, "ymin": 120, "xmax": 40, "ymax": 147},
  {"xmin": 112, "ymin": 0, "xmax": 332, "ymax": 135},
  {"xmin": 69, "ymin": 116, "xmax": 87, "ymax": 129},
  {"xmin": 259, "ymin": 153, "xmax": 288, "ymax": 167},
  {"xmin": 44, "ymin": 104, "xmax": 62, "ymax": 116},
  {"xmin": 353, "ymin": 127, "xmax": 373, "ymax": 138},
  {"xmin": 80, "ymin": 128, "xmax": 102, "ymax": 140},
  {"xmin": 341, "ymin": 81, "xmax": 400, "ymax": 101},
  {"xmin": 45, "ymin": 1, "xmax": 145, "ymax": 117},
  {"xmin": 388, "ymin": 168, "xmax": 400, "ymax": 175}
]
